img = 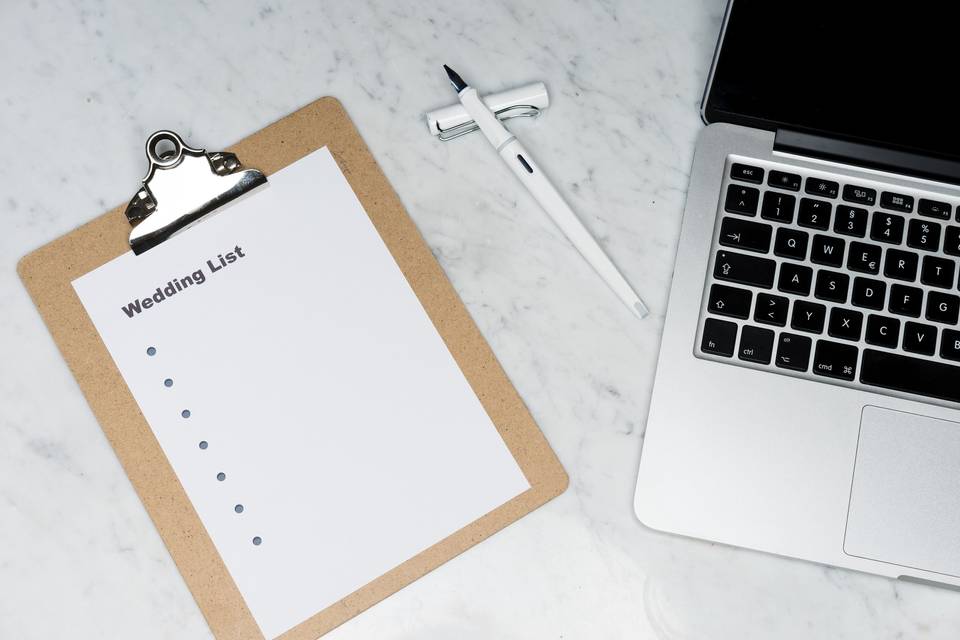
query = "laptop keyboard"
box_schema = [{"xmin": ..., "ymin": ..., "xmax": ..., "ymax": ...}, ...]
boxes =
[{"xmin": 697, "ymin": 157, "xmax": 960, "ymax": 405}]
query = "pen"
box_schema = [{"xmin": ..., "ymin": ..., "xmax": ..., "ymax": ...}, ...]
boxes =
[{"xmin": 443, "ymin": 65, "xmax": 649, "ymax": 320}]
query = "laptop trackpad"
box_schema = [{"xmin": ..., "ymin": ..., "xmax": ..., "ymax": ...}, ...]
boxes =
[{"xmin": 845, "ymin": 406, "xmax": 960, "ymax": 578}]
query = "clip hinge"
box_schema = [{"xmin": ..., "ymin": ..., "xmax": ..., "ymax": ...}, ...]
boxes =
[{"xmin": 125, "ymin": 131, "xmax": 267, "ymax": 254}]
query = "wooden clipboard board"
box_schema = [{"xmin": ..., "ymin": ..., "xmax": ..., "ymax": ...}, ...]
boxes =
[{"xmin": 17, "ymin": 97, "xmax": 568, "ymax": 640}]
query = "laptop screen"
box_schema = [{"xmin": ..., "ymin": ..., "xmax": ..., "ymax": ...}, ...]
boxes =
[{"xmin": 704, "ymin": 1, "xmax": 959, "ymax": 162}]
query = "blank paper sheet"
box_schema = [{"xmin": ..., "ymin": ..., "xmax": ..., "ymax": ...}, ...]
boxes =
[{"xmin": 72, "ymin": 147, "xmax": 530, "ymax": 639}]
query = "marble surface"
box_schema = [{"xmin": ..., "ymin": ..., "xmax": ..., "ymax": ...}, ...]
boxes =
[{"xmin": 1, "ymin": 1, "xmax": 959, "ymax": 638}]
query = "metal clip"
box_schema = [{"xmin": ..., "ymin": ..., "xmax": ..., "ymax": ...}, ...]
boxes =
[
  {"xmin": 125, "ymin": 131, "xmax": 267, "ymax": 254},
  {"xmin": 436, "ymin": 104, "xmax": 542, "ymax": 142}
]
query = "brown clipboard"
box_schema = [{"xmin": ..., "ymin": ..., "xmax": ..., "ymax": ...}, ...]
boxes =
[{"xmin": 17, "ymin": 97, "xmax": 568, "ymax": 640}]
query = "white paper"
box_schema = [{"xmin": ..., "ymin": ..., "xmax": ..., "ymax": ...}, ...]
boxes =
[{"xmin": 72, "ymin": 148, "xmax": 530, "ymax": 639}]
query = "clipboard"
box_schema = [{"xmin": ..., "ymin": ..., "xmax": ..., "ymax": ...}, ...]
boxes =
[{"xmin": 17, "ymin": 97, "xmax": 568, "ymax": 640}]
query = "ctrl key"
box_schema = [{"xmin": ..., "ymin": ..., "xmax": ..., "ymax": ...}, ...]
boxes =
[
  {"xmin": 775, "ymin": 332, "xmax": 812, "ymax": 371},
  {"xmin": 738, "ymin": 326, "xmax": 774, "ymax": 364},
  {"xmin": 701, "ymin": 318, "xmax": 738, "ymax": 357}
]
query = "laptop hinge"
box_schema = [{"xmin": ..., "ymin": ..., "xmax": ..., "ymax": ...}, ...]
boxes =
[{"xmin": 774, "ymin": 129, "xmax": 960, "ymax": 187}]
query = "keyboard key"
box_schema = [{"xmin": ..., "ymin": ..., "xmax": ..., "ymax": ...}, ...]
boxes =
[
  {"xmin": 880, "ymin": 191, "xmax": 914, "ymax": 212},
  {"xmin": 768, "ymin": 170, "xmax": 801, "ymax": 191},
  {"xmin": 883, "ymin": 248, "xmax": 918, "ymax": 281},
  {"xmin": 797, "ymin": 198, "xmax": 832, "ymax": 230},
  {"xmin": 918, "ymin": 198, "xmax": 951, "ymax": 220},
  {"xmin": 724, "ymin": 184, "xmax": 760, "ymax": 216},
  {"xmin": 851, "ymin": 277, "xmax": 886, "ymax": 310},
  {"xmin": 843, "ymin": 184, "xmax": 877, "ymax": 206},
  {"xmin": 754, "ymin": 293, "xmax": 789, "ymax": 326},
  {"xmin": 774, "ymin": 227, "xmax": 808, "ymax": 260},
  {"xmin": 719, "ymin": 217, "xmax": 773, "ymax": 253},
  {"xmin": 861, "ymin": 350, "xmax": 960, "ymax": 403},
  {"xmin": 731, "ymin": 163, "xmax": 764, "ymax": 184},
  {"xmin": 926, "ymin": 291, "xmax": 960, "ymax": 325},
  {"xmin": 792, "ymin": 300, "xmax": 826, "ymax": 333},
  {"xmin": 738, "ymin": 326, "xmax": 775, "ymax": 364},
  {"xmin": 805, "ymin": 178, "xmax": 839, "ymax": 198},
  {"xmin": 810, "ymin": 234, "xmax": 845, "ymax": 267},
  {"xmin": 828, "ymin": 308, "xmax": 863, "ymax": 341},
  {"xmin": 761, "ymin": 191, "xmax": 796, "ymax": 223},
  {"xmin": 906, "ymin": 219, "xmax": 941, "ymax": 251},
  {"xmin": 834, "ymin": 205, "xmax": 868, "ymax": 237},
  {"xmin": 865, "ymin": 314, "xmax": 900, "ymax": 348},
  {"xmin": 714, "ymin": 250, "xmax": 776, "ymax": 288},
  {"xmin": 775, "ymin": 332, "xmax": 812, "ymax": 371},
  {"xmin": 813, "ymin": 340, "xmax": 858, "ymax": 380},
  {"xmin": 921, "ymin": 256, "xmax": 956, "ymax": 288},
  {"xmin": 707, "ymin": 284, "xmax": 753, "ymax": 319},
  {"xmin": 778, "ymin": 263, "xmax": 813, "ymax": 295},
  {"xmin": 889, "ymin": 284, "xmax": 923, "ymax": 317},
  {"xmin": 944, "ymin": 226, "xmax": 960, "ymax": 256},
  {"xmin": 870, "ymin": 212, "xmax": 905, "ymax": 244},
  {"xmin": 814, "ymin": 270, "xmax": 849, "ymax": 303},
  {"xmin": 902, "ymin": 321, "xmax": 937, "ymax": 355},
  {"xmin": 846, "ymin": 241, "xmax": 881, "ymax": 274},
  {"xmin": 701, "ymin": 318, "xmax": 737, "ymax": 357},
  {"xmin": 941, "ymin": 329, "xmax": 960, "ymax": 362}
]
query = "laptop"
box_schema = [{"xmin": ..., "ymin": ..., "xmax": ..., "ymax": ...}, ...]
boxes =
[{"xmin": 635, "ymin": 1, "xmax": 960, "ymax": 588}]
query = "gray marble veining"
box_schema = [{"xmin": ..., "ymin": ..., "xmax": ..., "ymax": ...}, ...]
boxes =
[{"xmin": 1, "ymin": 0, "xmax": 959, "ymax": 638}]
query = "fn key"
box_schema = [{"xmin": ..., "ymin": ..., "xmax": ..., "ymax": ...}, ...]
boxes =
[{"xmin": 701, "ymin": 318, "xmax": 737, "ymax": 357}]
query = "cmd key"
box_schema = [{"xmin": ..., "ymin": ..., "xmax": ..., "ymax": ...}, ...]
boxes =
[
  {"xmin": 714, "ymin": 250, "xmax": 776, "ymax": 288},
  {"xmin": 813, "ymin": 340, "xmax": 858, "ymax": 381}
]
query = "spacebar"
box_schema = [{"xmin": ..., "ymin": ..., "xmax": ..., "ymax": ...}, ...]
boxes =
[{"xmin": 861, "ymin": 349, "xmax": 960, "ymax": 403}]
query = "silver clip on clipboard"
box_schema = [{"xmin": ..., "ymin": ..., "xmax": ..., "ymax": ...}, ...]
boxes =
[{"xmin": 125, "ymin": 130, "xmax": 267, "ymax": 254}]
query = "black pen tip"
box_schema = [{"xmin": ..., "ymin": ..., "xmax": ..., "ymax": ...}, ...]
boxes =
[{"xmin": 443, "ymin": 64, "xmax": 468, "ymax": 92}]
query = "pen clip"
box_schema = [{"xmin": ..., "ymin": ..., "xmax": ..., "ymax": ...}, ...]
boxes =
[{"xmin": 437, "ymin": 104, "xmax": 541, "ymax": 142}]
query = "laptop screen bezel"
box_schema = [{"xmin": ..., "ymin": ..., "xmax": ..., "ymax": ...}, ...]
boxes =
[{"xmin": 700, "ymin": 0, "xmax": 958, "ymax": 165}]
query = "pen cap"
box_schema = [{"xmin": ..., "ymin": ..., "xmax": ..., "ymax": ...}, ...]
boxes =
[{"xmin": 425, "ymin": 82, "xmax": 549, "ymax": 137}]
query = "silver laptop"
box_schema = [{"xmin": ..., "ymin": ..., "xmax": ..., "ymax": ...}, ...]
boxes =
[{"xmin": 635, "ymin": 1, "xmax": 960, "ymax": 588}]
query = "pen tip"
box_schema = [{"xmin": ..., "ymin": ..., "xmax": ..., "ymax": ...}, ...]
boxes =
[{"xmin": 443, "ymin": 64, "xmax": 468, "ymax": 92}]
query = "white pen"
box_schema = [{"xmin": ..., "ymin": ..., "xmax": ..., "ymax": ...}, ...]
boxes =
[{"xmin": 443, "ymin": 65, "xmax": 649, "ymax": 319}]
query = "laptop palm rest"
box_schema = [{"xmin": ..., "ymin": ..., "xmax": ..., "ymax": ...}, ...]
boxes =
[{"xmin": 844, "ymin": 406, "xmax": 960, "ymax": 579}]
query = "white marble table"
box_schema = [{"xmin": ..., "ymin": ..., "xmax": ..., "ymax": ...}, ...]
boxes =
[{"xmin": 2, "ymin": 1, "xmax": 959, "ymax": 638}]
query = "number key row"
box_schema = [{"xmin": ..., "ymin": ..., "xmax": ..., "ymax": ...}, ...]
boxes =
[{"xmin": 726, "ymin": 182, "xmax": 960, "ymax": 252}]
